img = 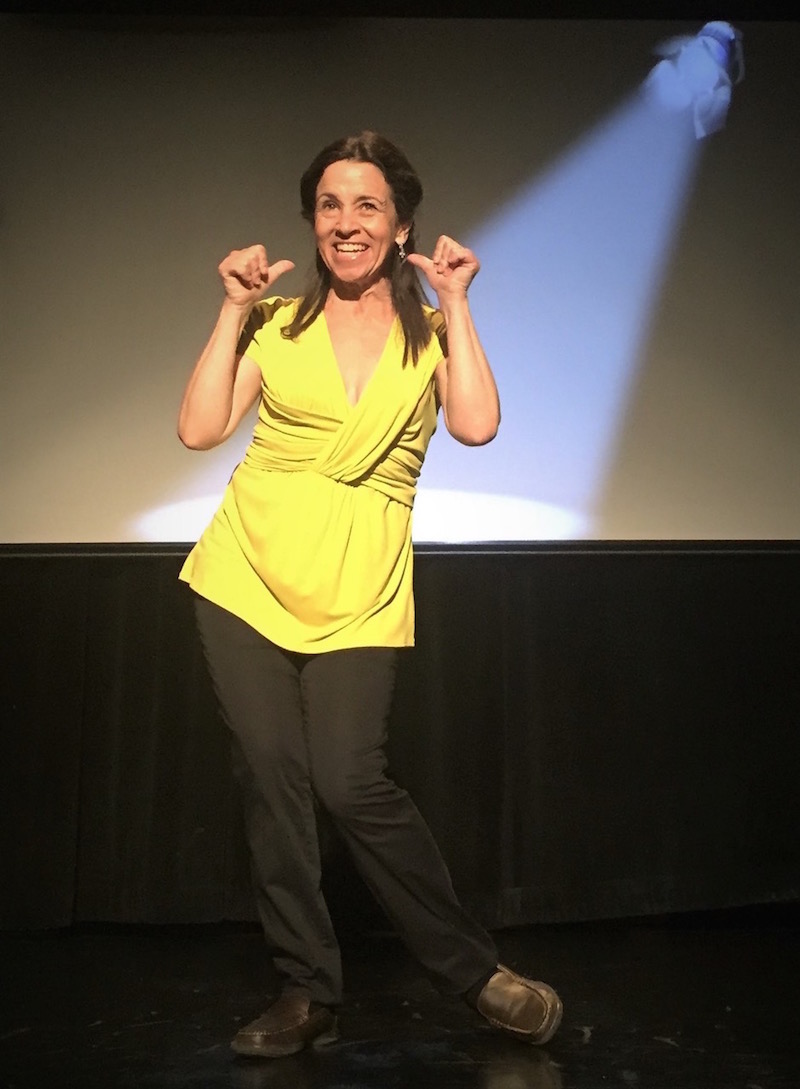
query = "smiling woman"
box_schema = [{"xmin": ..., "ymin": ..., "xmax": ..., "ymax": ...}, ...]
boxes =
[
  {"xmin": 314, "ymin": 162, "xmax": 402, "ymax": 279},
  {"xmin": 284, "ymin": 130, "xmax": 431, "ymax": 367},
  {"xmin": 175, "ymin": 130, "xmax": 555, "ymax": 1059}
]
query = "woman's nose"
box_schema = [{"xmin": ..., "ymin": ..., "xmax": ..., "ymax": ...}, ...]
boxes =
[{"xmin": 334, "ymin": 208, "xmax": 357, "ymax": 234}]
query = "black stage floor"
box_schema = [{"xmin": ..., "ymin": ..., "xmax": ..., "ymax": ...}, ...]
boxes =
[{"xmin": 2, "ymin": 904, "xmax": 799, "ymax": 1089}]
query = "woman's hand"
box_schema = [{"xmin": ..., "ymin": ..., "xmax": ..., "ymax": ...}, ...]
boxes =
[
  {"xmin": 177, "ymin": 245, "xmax": 293, "ymax": 450},
  {"xmin": 408, "ymin": 236, "xmax": 498, "ymax": 445},
  {"xmin": 406, "ymin": 235, "xmax": 479, "ymax": 299},
  {"xmin": 219, "ymin": 245, "xmax": 295, "ymax": 308}
]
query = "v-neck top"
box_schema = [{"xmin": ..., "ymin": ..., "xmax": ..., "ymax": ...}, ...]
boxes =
[
  {"xmin": 179, "ymin": 296, "xmax": 445, "ymax": 652},
  {"xmin": 319, "ymin": 308, "xmax": 393, "ymax": 409}
]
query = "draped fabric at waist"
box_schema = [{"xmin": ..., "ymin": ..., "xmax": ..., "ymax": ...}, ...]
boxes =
[
  {"xmin": 242, "ymin": 393, "xmax": 429, "ymax": 508},
  {"xmin": 217, "ymin": 461, "xmax": 412, "ymax": 636}
]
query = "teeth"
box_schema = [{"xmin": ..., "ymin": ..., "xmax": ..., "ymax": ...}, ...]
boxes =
[{"xmin": 336, "ymin": 244, "xmax": 367, "ymax": 252}]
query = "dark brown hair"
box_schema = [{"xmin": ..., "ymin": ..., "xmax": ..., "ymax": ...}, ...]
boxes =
[{"xmin": 282, "ymin": 131, "xmax": 432, "ymax": 365}]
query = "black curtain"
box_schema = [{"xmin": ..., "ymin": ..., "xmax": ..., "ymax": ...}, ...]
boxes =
[{"xmin": 2, "ymin": 544, "xmax": 798, "ymax": 931}]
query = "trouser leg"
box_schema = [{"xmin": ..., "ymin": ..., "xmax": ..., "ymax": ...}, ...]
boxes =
[
  {"xmin": 193, "ymin": 595, "xmax": 342, "ymax": 1006},
  {"xmin": 301, "ymin": 646, "xmax": 499, "ymax": 996}
]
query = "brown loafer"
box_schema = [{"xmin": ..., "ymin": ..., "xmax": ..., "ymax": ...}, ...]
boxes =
[
  {"xmin": 476, "ymin": 963, "xmax": 563, "ymax": 1044},
  {"xmin": 231, "ymin": 991, "xmax": 339, "ymax": 1058}
]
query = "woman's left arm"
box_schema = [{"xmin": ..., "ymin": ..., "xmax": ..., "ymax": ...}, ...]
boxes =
[{"xmin": 407, "ymin": 236, "xmax": 500, "ymax": 446}]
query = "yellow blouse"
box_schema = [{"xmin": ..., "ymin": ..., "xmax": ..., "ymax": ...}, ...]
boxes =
[{"xmin": 179, "ymin": 297, "xmax": 444, "ymax": 652}]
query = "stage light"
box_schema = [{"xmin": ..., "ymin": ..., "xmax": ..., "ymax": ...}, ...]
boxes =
[{"xmin": 645, "ymin": 21, "xmax": 744, "ymax": 138}]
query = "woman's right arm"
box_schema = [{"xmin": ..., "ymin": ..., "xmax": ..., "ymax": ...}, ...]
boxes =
[{"xmin": 177, "ymin": 245, "xmax": 294, "ymax": 451}]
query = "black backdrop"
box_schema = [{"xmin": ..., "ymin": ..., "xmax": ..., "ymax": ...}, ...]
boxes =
[{"xmin": 2, "ymin": 543, "xmax": 799, "ymax": 932}]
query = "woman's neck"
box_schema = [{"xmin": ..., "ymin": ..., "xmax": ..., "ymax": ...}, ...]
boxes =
[{"xmin": 326, "ymin": 275, "xmax": 394, "ymax": 315}]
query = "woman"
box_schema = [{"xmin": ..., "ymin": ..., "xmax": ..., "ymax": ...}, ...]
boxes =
[{"xmin": 178, "ymin": 131, "xmax": 562, "ymax": 1057}]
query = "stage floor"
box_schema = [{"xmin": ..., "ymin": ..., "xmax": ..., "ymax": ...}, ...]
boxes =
[{"xmin": 2, "ymin": 904, "xmax": 798, "ymax": 1089}]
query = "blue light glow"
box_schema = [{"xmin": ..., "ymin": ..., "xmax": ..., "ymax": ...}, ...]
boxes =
[{"xmin": 417, "ymin": 90, "xmax": 700, "ymax": 540}]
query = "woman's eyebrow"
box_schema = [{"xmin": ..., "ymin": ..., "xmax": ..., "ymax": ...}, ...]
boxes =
[{"xmin": 316, "ymin": 192, "xmax": 387, "ymax": 205}]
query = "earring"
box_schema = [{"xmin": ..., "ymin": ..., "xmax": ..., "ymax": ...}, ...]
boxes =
[{"xmin": 397, "ymin": 240, "xmax": 407, "ymax": 261}]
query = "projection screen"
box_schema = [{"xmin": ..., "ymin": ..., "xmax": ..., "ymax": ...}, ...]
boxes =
[{"xmin": 2, "ymin": 15, "xmax": 798, "ymax": 543}]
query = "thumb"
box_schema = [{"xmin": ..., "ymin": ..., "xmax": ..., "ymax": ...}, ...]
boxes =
[
  {"xmin": 405, "ymin": 252, "xmax": 434, "ymax": 275},
  {"xmin": 266, "ymin": 259, "xmax": 295, "ymax": 287}
]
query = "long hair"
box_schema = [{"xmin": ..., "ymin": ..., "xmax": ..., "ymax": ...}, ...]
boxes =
[{"xmin": 282, "ymin": 131, "xmax": 432, "ymax": 365}]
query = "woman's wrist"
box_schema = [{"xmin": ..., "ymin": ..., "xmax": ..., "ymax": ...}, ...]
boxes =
[{"xmin": 436, "ymin": 290, "xmax": 470, "ymax": 321}]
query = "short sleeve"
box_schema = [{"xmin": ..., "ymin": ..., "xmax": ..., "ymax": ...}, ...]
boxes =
[
  {"xmin": 425, "ymin": 306, "xmax": 448, "ymax": 360},
  {"xmin": 236, "ymin": 296, "xmax": 298, "ymax": 362}
]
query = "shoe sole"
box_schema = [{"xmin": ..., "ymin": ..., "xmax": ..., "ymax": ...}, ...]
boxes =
[{"xmin": 231, "ymin": 1019, "xmax": 339, "ymax": 1058}]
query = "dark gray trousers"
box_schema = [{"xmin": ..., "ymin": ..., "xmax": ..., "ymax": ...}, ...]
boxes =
[{"xmin": 194, "ymin": 594, "xmax": 498, "ymax": 1007}]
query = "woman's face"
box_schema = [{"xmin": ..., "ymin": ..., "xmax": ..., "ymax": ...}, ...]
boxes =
[{"xmin": 313, "ymin": 159, "xmax": 408, "ymax": 290}]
